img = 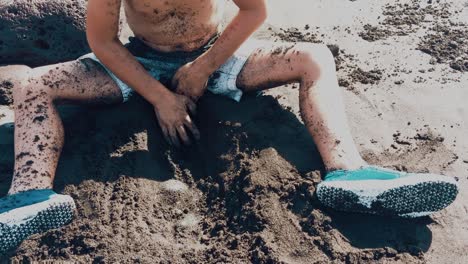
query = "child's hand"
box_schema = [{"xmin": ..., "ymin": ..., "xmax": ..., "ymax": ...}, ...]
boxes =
[
  {"xmin": 172, "ymin": 62, "xmax": 211, "ymax": 101},
  {"xmin": 153, "ymin": 92, "xmax": 200, "ymax": 147}
]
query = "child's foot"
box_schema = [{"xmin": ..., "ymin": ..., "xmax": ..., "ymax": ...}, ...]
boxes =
[
  {"xmin": 0, "ymin": 189, "xmax": 75, "ymax": 255},
  {"xmin": 316, "ymin": 166, "xmax": 459, "ymax": 218}
]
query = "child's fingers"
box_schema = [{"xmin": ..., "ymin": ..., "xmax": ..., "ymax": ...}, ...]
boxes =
[
  {"xmin": 169, "ymin": 127, "xmax": 181, "ymax": 148},
  {"xmin": 177, "ymin": 125, "xmax": 191, "ymax": 146},
  {"xmin": 184, "ymin": 116, "xmax": 200, "ymax": 140},
  {"xmin": 161, "ymin": 126, "xmax": 172, "ymax": 145}
]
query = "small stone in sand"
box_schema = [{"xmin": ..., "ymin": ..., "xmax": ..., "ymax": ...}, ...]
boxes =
[{"xmin": 160, "ymin": 179, "xmax": 189, "ymax": 192}]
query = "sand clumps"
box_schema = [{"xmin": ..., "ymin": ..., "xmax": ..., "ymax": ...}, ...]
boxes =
[
  {"xmin": 0, "ymin": 65, "xmax": 31, "ymax": 106},
  {"xmin": 417, "ymin": 26, "xmax": 468, "ymax": 72},
  {"xmin": 270, "ymin": 26, "xmax": 321, "ymax": 44},
  {"xmin": 0, "ymin": 81, "xmax": 13, "ymax": 106},
  {"xmin": 0, "ymin": 0, "xmax": 90, "ymax": 67},
  {"xmin": 358, "ymin": 1, "xmax": 451, "ymax": 41},
  {"xmin": 357, "ymin": 0, "xmax": 467, "ymax": 72}
]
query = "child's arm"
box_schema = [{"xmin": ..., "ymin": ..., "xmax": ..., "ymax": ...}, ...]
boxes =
[
  {"xmin": 197, "ymin": 0, "xmax": 267, "ymax": 73},
  {"xmin": 86, "ymin": 0, "xmax": 169, "ymax": 105},
  {"xmin": 86, "ymin": 0, "xmax": 199, "ymax": 146},
  {"xmin": 173, "ymin": 0, "xmax": 267, "ymax": 100}
]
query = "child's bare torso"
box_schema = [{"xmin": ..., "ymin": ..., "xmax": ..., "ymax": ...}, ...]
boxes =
[{"xmin": 124, "ymin": 0, "xmax": 223, "ymax": 52}]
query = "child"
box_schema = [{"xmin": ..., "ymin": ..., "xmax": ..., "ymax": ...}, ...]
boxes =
[{"xmin": 0, "ymin": 0, "xmax": 458, "ymax": 254}]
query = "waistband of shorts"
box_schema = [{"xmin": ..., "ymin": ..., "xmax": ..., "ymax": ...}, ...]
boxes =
[{"xmin": 126, "ymin": 34, "xmax": 219, "ymax": 60}]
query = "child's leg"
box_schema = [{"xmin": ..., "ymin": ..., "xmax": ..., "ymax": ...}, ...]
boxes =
[
  {"xmin": 0, "ymin": 60, "xmax": 122, "ymax": 254},
  {"xmin": 236, "ymin": 42, "xmax": 458, "ymax": 217},
  {"xmin": 237, "ymin": 42, "xmax": 366, "ymax": 171},
  {"xmin": 8, "ymin": 59, "xmax": 122, "ymax": 195}
]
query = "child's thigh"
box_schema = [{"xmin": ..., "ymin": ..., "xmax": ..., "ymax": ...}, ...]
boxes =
[
  {"xmin": 237, "ymin": 42, "xmax": 329, "ymax": 92},
  {"xmin": 27, "ymin": 59, "xmax": 123, "ymax": 105}
]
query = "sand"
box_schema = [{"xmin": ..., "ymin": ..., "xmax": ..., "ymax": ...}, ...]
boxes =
[{"xmin": 0, "ymin": 0, "xmax": 467, "ymax": 263}]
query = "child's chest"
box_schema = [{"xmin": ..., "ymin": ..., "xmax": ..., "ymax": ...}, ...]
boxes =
[{"xmin": 124, "ymin": 0, "xmax": 216, "ymax": 18}]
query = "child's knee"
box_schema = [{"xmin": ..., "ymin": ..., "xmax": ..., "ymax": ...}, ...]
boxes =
[
  {"xmin": 12, "ymin": 84, "xmax": 29, "ymax": 105},
  {"xmin": 294, "ymin": 43, "xmax": 336, "ymax": 80},
  {"xmin": 14, "ymin": 79, "xmax": 54, "ymax": 106},
  {"xmin": 297, "ymin": 43, "xmax": 335, "ymax": 64}
]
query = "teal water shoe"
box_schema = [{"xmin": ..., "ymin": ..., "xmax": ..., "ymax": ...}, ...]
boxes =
[
  {"xmin": 316, "ymin": 166, "xmax": 458, "ymax": 217},
  {"xmin": 0, "ymin": 189, "xmax": 75, "ymax": 254}
]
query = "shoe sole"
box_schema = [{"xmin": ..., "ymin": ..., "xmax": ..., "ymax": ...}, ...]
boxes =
[
  {"xmin": 0, "ymin": 195, "xmax": 75, "ymax": 254},
  {"xmin": 316, "ymin": 174, "xmax": 459, "ymax": 218}
]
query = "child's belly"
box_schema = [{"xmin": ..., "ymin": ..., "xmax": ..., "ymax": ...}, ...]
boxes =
[{"xmin": 123, "ymin": 0, "xmax": 223, "ymax": 52}]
